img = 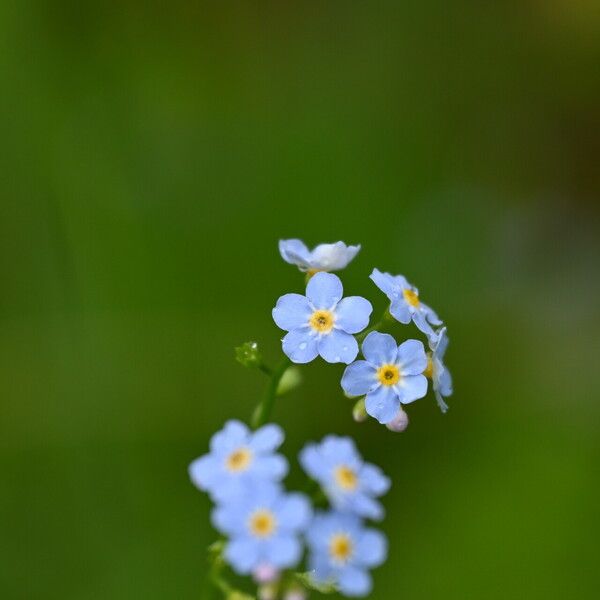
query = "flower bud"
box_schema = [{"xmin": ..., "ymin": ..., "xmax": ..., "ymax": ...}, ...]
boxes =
[
  {"xmin": 276, "ymin": 366, "xmax": 302, "ymax": 396},
  {"xmin": 386, "ymin": 408, "xmax": 409, "ymax": 432},
  {"xmin": 284, "ymin": 587, "xmax": 307, "ymax": 600},
  {"xmin": 257, "ymin": 583, "xmax": 278, "ymax": 600},
  {"xmin": 234, "ymin": 341, "xmax": 263, "ymax": 368},
  {"xmin": 253, "ymin": 563, "xmax": 279, "ymax": 584},
  {"xmin": 352, "ymin": 398, "xmax": 368, "ymax": 423},
  {"xmin": 227, "ymin": 592, "xmax": 254, "ymax": 600}
]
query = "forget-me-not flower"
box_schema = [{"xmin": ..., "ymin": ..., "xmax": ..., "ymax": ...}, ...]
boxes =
[
  {"xmin": 279, "ymin": 239, "xmax": 360, "ymax": 274},
  {"xmin": 306, "ymin": 511, "xmax": 387, "ymax": 597},
  {"xmin": 189, "ymin": 420, "xmax": 288, "ymax": 502},
  {"xmin": 425, "ymin": 326, "xmax": 453, "ymax": 413},
  {"xmin": 341, "ymin": 332, "xmax": 428, "ymax": 424},
  {"xmin": 370, "ymin": 268, "xmax": 442, "ymax": 337},
  {"xmin": 273, "ymin": 272, "xmax": 372, "ymax": 364},
  {"xmin": 212, "ymin": 484, "xmax": 312, "ymax": 575},
  {"xmin": 300, "ymin": 435, "xmax": 390, "ymax": 521}
]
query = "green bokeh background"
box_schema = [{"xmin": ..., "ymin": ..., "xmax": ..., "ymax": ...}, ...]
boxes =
[{"xmin": 1, "ymin": 2, "xmax": 599, "ymax": 599}]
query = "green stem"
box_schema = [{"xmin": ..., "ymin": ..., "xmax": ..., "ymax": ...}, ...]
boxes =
[{"xmin": 252, "ymin": 356, "xmax": 291, "ymax": 428}]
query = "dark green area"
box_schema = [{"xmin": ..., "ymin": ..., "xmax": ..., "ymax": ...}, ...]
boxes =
[{"xmin": 1, "ymin": 2, "xmax": 598, "ymax": 598}]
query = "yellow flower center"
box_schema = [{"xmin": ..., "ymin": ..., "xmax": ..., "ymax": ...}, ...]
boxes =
[
  {"xmin": 377, "ymin": 364, "xmax": 400, "ymax": 386},
  {"xmin": 403, "ymin": 288, "xmax": 420, "ymax": 308},
  {"xmin": 249, "ymin": 509, "xmax": 277, "ymax": 539},
  {"xmin": 309, "ymin": 309, "xmax": 334, "ymax": 333},
  {"xmin": 423, "ymin": 354, "xmax": 434, "ymax": 379},
  {"xmin": 334, "ymin": 465, "xmax": 358, "ymax": 491},
  {"xmin": 225, "ymin": 447, "xmax": 252, "ymax": 472},
  {"xmin": 329, "ymin": 533, "xmax": 353, "ymax": 564}
]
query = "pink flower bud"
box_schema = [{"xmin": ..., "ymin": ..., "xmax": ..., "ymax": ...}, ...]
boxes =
[
  {"xmin": 386, "ymin": 408, "xmax": 409, "ymax": 432},
  {"xmin": 253, "ymin": 563, "xmax": 279, "ymax": 584}
]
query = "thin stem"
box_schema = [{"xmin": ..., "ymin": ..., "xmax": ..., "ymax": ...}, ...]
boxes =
[
  {"xmin": 257, "ymin": 363, "xmax": 273, "ymax": 377},
  {"xmin": 251, "ymin": 356, "xmax": 292, "ymax": 428}
]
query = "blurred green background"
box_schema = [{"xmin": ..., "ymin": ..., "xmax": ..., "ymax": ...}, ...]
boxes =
[{"xmin": 1, "ymin": 1, "xmax": 599, "ymax": 599}]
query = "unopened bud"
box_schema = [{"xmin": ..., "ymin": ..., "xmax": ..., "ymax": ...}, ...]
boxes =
[
  {"xmin": 258, "ymin": 583, "xmax": 278, "ymax": 600},
  {"xmin": 276, "ymin": 366, "xmax": 302, "ymax": 396},
  {"xmin": 253, "ymin": 563, "xmax": 279, "ymax": 584},
  {"xmin": 235, "ymin": 341, "xmax": 263, "ymax": 368},
  {"xmin": 284, "ymin": 587, "xmax": 307, "ymax": 600},
  {"xmin": 386, "ymin": 408, "xmax": 409, "ymax": 432},
  {"xmin": 352, "ymin": 398, "xmax": 368, "ymax": 423},
  {"xmin": 227, "ymin": 592, "xmax": 254, "ymax": 600}
]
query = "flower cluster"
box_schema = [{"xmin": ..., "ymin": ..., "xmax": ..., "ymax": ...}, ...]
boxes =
[
  {"xmin": 273, "ymin": 239, "xmax": 453, "ymax": 423},
  {"xmin": 190, "ymin": 421, "xmax": 312, "ymax": 579},
  {"xmin": 189, "ymin": 239, "xmax": 454, "ymax": 599},
  {"xmin": 301, "ymin": 436, "xmax": 389, "ymax": 597}
]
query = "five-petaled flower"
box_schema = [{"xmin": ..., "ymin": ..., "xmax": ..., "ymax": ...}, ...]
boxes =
[
  {"xmin": 306, "ymin": 511, "xmax": 387, "ymax": 597},
  {"xmin": 425, "ymin": 326, "xmax": 453, "ymax": 413},
  {"xmin": 341, "ymin": 332, "xmax": 428, "ymax": 424},
  {"xmin": 188, "ymin": 421, "xmax": 288, "ymax": 502},
  {"xmin": 273, "ymin": 272, "xmax": 372, "ymax": 364},
  {"xmin": 300, "ymin": 435, "xmax": 390, "ymax": 521},
  {"xmin": 370, "ymin": 268, "xmax": 442, "ymax": 338},
  {"xmin": 212, "ymin": 484, "xmax": 312, "ymax": 575},
  {"xmin": 279, "ymin": 239, "xmax": 360, "ymax": 275}
]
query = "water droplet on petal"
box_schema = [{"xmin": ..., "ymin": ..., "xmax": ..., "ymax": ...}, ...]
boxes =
[{"xmin": 299, "ymin": 342, "xmax": 307, "ymax": 350}]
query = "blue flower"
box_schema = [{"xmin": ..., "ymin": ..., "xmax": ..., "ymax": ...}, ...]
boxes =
[
  {"xmin": 212, "ymin": 484, "xmax": 312, "ymax": 575},
  {"xmin": 273, "ymin": 272, "xmax": 372, "ymax": 364},
  {"xmin": 426, "ymin": 327, "xmax": 453, "ymax": 413},
  {"xmin": 188, "ymin": 420, "xmax": 288, "ymax": 502},
  {"xmin": 370, "ymin": 268, "xmax": 442, "ymax": 337},
  {"xmin": 279, "ymin": 239, "xmax": 360, "ymax": 274},
  {"xmin": 341, "ymin": 332, "xmax": 428, "ymax": 424},
  {"xmin": 306, "ymin": 511, "xmax": 387, "ymax": 597},
  {"xmin": 299, "ymin": 435, "xmax": 390, "ymax": 521}
]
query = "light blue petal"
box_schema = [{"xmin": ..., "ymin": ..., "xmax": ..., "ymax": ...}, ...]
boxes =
[
  {"xmin": 306, "ymin": 272, "xmax": 343, "ymax": 309},
  {"xmin": 188, "ymin": 455, "xmax": 219, "ymax": 491},
  {"xmin": 318, "ymin": 330, "xmax": 358, "ymax": 364},
  {"xmin": 369, "ymin": 268, "xmax": 396, "ymax": 297},
  {"xmin": 311, "ymin": 242, "xmax": 360, "ymax": 270},
  {"xmin": 308, "ymin": 552, "xmax": 334, "ymax": 582},
  {"xmin": 209, "ymin": 420, "xmax": 249, "ymax": 454},
  {"xmin": 350, "ymin": 493, "xmax": 384, "ymax": 521},
  {"xmin": 422, "ymin": 302, "xmax": 443, "ymax": 325},
  {"xmin": 438, "ymin": 365, "xmax": 453, "ymax": 397},
  {"xmin": 334, "ymin": 296, "xmax": 372, "ymax": 334},
  {"xmin": 299, "ymin": 444, "xmax": 329, "ymax": 480},
  {"xmin": 359, "ymin": 464, "xmax": 390, "ymax": 496},
  {"xmin": 396, "ymin": 374, "xmax": 428, "ymax": 404},
  {"xmin": 365, "ymin": 385, "xmax": 399, "ymax": 424},
  {"xmin": 250, "ymin": 423, "xmax": 284, "ymax": 453},
  {"xmin": 211, "ymin": 504, "xmax": 245, "ymax": 535},
  {"xmin": 338, "ymin": 566, "xmax": 372, "ymax": 597},
  {"xmin": 356, "ymin": 530, "xmax": 387, "ymax": 568},
  {"xmin": 225, "ymin": 537, "xmax": 260, "ymax": 574},
  {"xmin": 411, "ymin": 310, "xmax": 435, "ymax": 336},
  {"xmin": 265, "ymin": 535, "xmax": 302, "ymax": 568},
  {"xmin": 396, "ymin": 339, "xmax": 427, "ymax": 375},
  {"xmin": 282, "ymin": 328, "xmax": 319, "ymax": 363},
  {"xmin": 272, "ymin": 293, "xmax": 312, "ymax": 331},
  {"xmin": 435, "ymin": 327, "xmax": 449, "ymax": 358},
  {"xmin": 276, "ymin": 494, "xmax": 312, "ymax": 531},
  {"xmin": 389, "ymin": 298, "xmax": 412, "ymax": 324},
  {"xmin": 341, "ymin": 361, "xmax": 378, "ymax": 396},
  {"xmin": 321, "ymin": 436, "xmax": 359, "ymax": 464},
  {"xmin": 253, "ymin": 455, "xmax": 289, "ymax": 480},
  {"xmin": 361, "ymin": 332, "xmax": 398, "ymax": 366},
  {"xmin": 279, "ymin": 239, "xmax": 311, "ymax": 267}
]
